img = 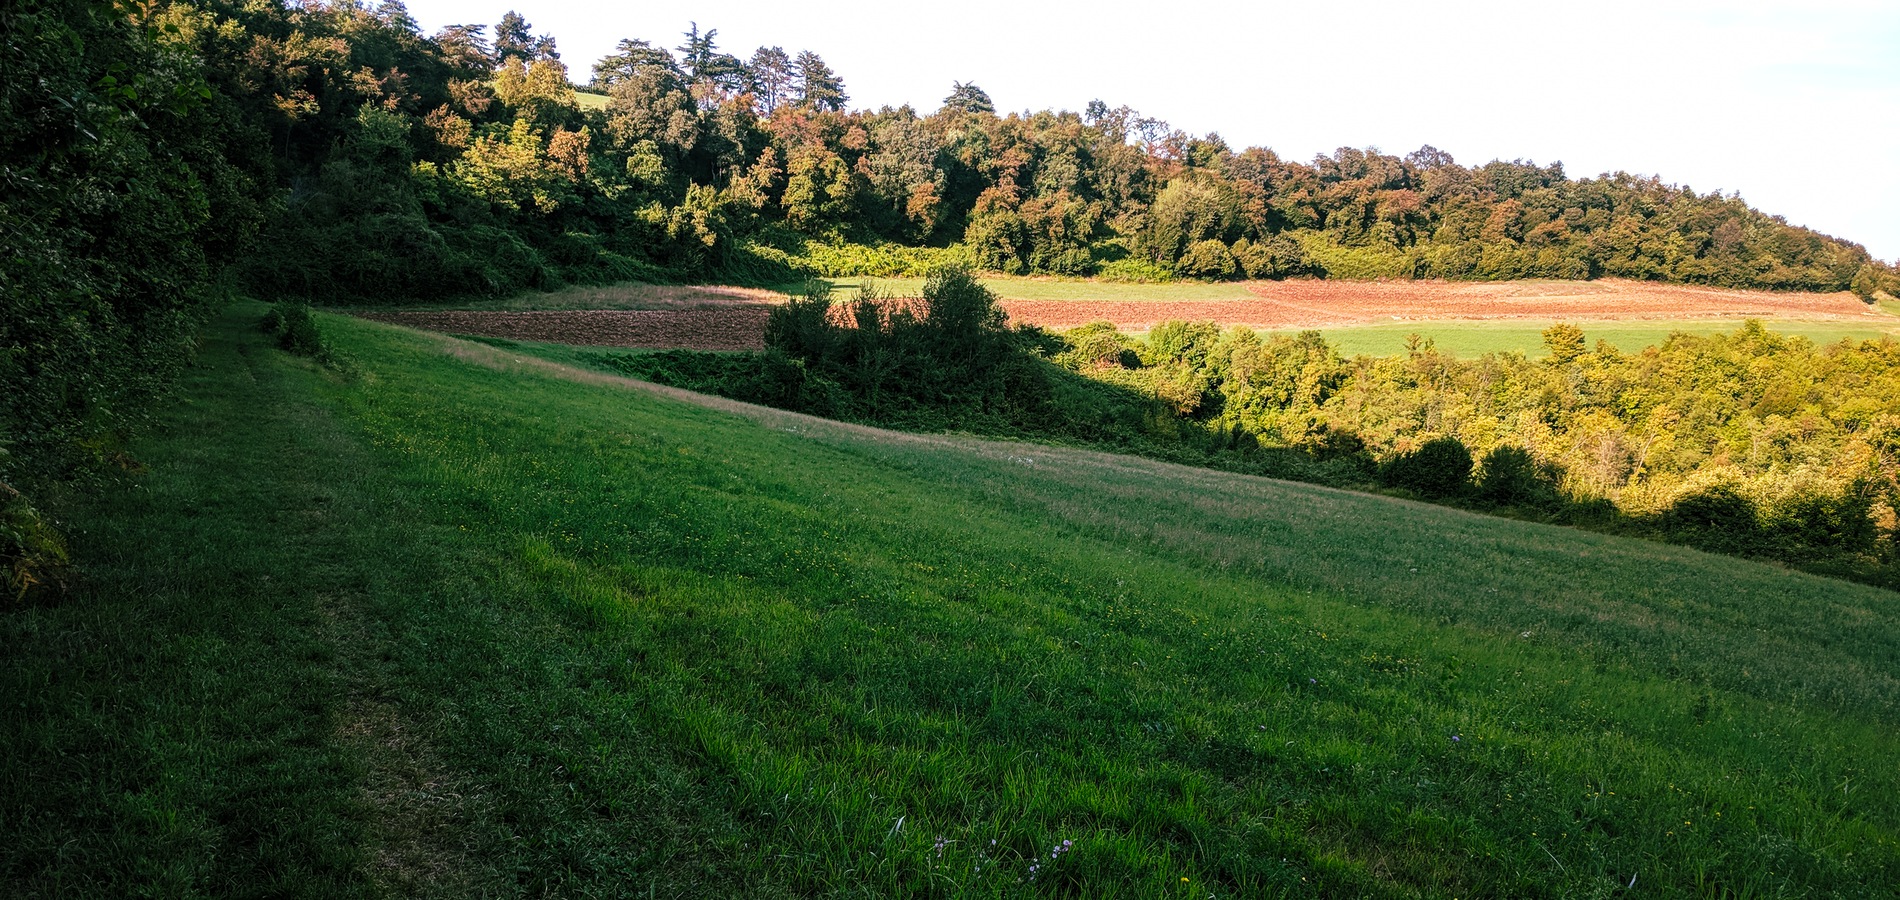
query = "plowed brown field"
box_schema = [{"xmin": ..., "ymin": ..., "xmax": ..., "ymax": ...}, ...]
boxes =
[
  {"xmin": 998, "ymin": 279, "xmax": 1881, "ymax": 330},
  {"xmin": 355, "ymin": 308, "xmax": 771, "ymax": 351},
  {"xmin": 352, "ymin": 279, "xmax": 1885, "ymax": 350}
]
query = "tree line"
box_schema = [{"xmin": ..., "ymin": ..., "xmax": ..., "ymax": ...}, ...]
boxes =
[{"xmin": 186, "ymin": 2, "xmax": 1897, "ymax": 303}]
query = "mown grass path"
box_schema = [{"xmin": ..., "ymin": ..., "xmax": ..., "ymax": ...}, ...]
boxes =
[
  {"xmin": 4, "ymin": 305, "xmax": 1897, "ymax": 897},
  {"xmin": 3, "ymin": 319, "xmax": 382, "ymax": 895}
]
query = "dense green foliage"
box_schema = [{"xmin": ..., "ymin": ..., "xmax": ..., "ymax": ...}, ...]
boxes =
[
  {"xmin": 236, "ymin": 0, "xmax": 1887, "ymax": 297},
  {"xmin": 31, "ymin": 0, "xmax": 1900, "ymax": 308},
  {"xmin": 1, "ymin": 482, "xmax": 68, "ymax": 603},
  {"xmin": 261, "ymin": 302, "xmax": 335, "ymax": 361},
  {"xmin": 582, "ymin": 277, "xmax": 1270, "ymax": 466},
  {"xmin": 6, "ymin": 307, "xmax": 1896, "ymax": 896},
  {"xmin": 0, "ymin": 0, "xmax": 266, "ymax": 484},
  {"xmin": 1060, "ymin": 318, "xmax": 1900, "ymax": 579},
  {"xmin": 759, "ymin": 270, "xmax": 1060, "ymax": 426},
  {"xmin": 1379, "ymin": 437, "xmax": 1473, "ymax": 499}
]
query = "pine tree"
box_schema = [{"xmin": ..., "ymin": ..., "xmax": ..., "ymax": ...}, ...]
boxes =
[
  {"xmin": 594, "ymin": 38, "xmax": 681, "ymax": 89},
  {"xmin": 941, "ymin": 81, "xmax": 994, "ymax": 114},
  {"xmin": 494, "ymin": 11, "xmax": 532, "ymax": 64},
  {"xmin": 747, "ymin": 46, "xmax": 794, "ymax": 113},
  {"xmin": 675, "ymin": 22, "xmax": 746, "ymax": 101},
  {"xmin": 793, "ymin": 51, "xmax": 847, "ymax": 112},
  {"xmin": 677, "ymin": 23, "xmax": 717, "ymax": 79}
]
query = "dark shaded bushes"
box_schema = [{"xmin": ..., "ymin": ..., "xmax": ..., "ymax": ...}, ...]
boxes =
[
  {"xmin": 1, "ymin": 0, "xmax": 266, "ymax": 485},
  {"xmin": 1660, "ymin": 486, "xmax": 1766, "ymax": 555},
  {"xmin": 1659, "ymin": 483, "xmax": 1880, "ymax": 560},
  {"xmin": 1380, "ymin": 437, "xmax": 1474, "ymax": 498},
  {"xmin": 1474, "ymin": 445, "xmax": 1564, "ymax": 509},
  {"xmin": 756, "ymin": 269, "xmax": 1063, "ymax": 430},
  {"xmin": 592, "ymin": 351, "xmax": 842, "ymax": 416}
]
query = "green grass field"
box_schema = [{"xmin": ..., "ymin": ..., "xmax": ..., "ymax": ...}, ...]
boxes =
[{"xmin": 7, "ymin": 305, "xmax": 1896, "ymax": 896}]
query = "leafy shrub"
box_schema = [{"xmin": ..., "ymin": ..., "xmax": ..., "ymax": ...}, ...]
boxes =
[
  {"xmin": 1146, "ymin": 321, "xmax": 1222, "ymax": 367},
  {"xmin": 718, "ymin": 241, "xmax": 803, "ymax": 286},
  {"xmin": 596, "ymin": 350, "xmax": 841, "ymax": 416},
  {"xmin": 1763, "ymin": 487, "xmax": 1877, "ymax": 554},
  {"xmin": 763, "ymin": 280, "xmax": 845, "ymax": 362},
  {"xmin": 1, "ymin": 0, "xmax": 257, "ymax": 484},
  {"xmin": 1232, "ymin": 235, "xmax": 1315, "ymax": 279},
  {"xmin": 1300, "ymin": 424, "xmax": 1369, "ymax": 461},
  {"xmin": 1176, "ymin": 240, "xmax": 1238, "ymax": 279},
  {"xmin": 1475, "ymin": 445, "xmax": 1562, "ymax": 509},
  {"xmin": 1097, "ymin": 257, "xmax": 1177, "ymax": 283},
  {"xmin": 1044, "ymin": 247, "xmax": 1096, "ymax": 276},
  {"xmin": 791, "ymin": 239, "xmax": 974, "ymax": 278},
  {"xmin": 264, "ymin": 304, "xmax": 328, "ymax": 358},
  {"xmin": 1055, "ymin": 322, "xmax": 1140, "ymax": 369},
  {"xmin": 1381, "ymin": 437, "xmax": 1474, "ymax": 498},
  {"xmin": 1542, "ymin": 323, "xmax": 1587, "ymax": 363},
  {"xmin": 262, "ymin": 304, "xmax": 347, "ymax": 372},
  {"xmin": 1661, "ymin": 485, "xmax": 1764, "ymax": 554},
  {"xmin": 1295, "ymin": 234, "xmax": 1410, "ymax": 280},
  {"xmin": 762, "ymin": 267, "xmax": 1057, "ymax": 427},
  {"xmin": 1850, "ymin": 264, "xmax": 1882, "ymax": 303}
]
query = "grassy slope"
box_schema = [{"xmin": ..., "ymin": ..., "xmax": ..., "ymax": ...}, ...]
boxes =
[{"xmin": 5, "ymin": 306, "xmax": 1897, "ymax": 897}]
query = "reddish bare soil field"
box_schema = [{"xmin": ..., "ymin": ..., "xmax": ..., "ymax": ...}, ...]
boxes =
[
  {"xmin": 356, "ymin": 308, "xmax": 771, "ymax": 351},
  {"xmin": 999, "ymin": 279, "xmax": 1882, "ymax": 330}
]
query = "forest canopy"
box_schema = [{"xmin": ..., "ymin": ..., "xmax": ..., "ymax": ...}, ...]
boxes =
[{"xmin": 145, "ymin": 2, "xmax": 1900, "ymax": 302}]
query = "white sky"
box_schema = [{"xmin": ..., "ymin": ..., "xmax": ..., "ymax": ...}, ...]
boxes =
[{"xmin": 401, "ymin": 0, "xmax": 1900, "ymax": 262}]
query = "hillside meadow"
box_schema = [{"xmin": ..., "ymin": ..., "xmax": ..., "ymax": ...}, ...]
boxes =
[
  {"xmin": 4, "ymin": 305, "xmax": 1896, "ymax": 897},
  {"xmin": 7, "ymin": 4, "xmax": 1900, "ymax": 895}
]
